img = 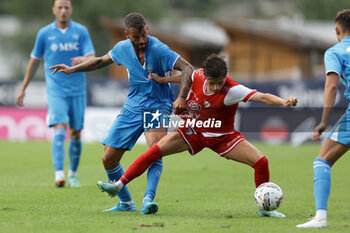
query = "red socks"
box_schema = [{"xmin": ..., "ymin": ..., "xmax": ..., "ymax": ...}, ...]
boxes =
[
  {"xmin": 252, "ymin": 156, "xmax": 270, "ymax": 188},
  {"xmin": 120, "ymin": 145, "xmax": 163, "ymax": 185}
]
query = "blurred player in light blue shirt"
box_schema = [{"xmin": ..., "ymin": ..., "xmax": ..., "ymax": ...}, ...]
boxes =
[
  {"xmin": 17, "ymin": 0, "xmax": 95, "ymax": 188},
  {"xmin": 51, "ymin": 12, "xmax": 194, "ymax": 214},
  {"xmin": 297, "ymin": 9, "xmax": 350, "ymax": 228}
]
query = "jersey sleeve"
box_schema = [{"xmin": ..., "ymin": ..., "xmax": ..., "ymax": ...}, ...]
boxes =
[
  {"xmin": 80, "ymin": 27, "xmax": 95, "ymax": 56},
  {"xmin": 108, "ymin": 43, "xmax": 122, "ymax": 66},
  {"xmin": 324, "ymin": 47, "xmax": 342, "ymax": 76},
  {"xmin": 157, "ymin": 41, "xmax": 179, "ymax": 71},
  {"xmin": 224, "ymin": 84, "xmax": 258, "ymax": 105},
  {"xmin": 30, "ymin": 29, "xmax": 45, "ymax": 60}
]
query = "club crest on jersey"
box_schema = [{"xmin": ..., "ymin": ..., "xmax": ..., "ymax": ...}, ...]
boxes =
[
  {"xmin": 147, "ymin": 64, "xmax": 153, "ymax": 73},
  {"xmin": 187, "ymin": 100, "xmax": 201, "ymax": 111}
]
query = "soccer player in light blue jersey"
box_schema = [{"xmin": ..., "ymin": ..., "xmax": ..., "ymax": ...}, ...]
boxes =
[
  {"xmin": 16, "ymin": 0, "xmax": 95, "ymax": 188},
  {"xmin": 297, "ymin": 10, "xmax": 350, "ymax": 228},
  {"xmin": 51, "ymin": 12, "xmax": 194, "ymax": 214}
]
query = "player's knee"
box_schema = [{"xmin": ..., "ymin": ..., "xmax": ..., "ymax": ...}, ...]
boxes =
[{"xmin": 69, "ymin": 129, "xmax": 81, "ymax": 138}]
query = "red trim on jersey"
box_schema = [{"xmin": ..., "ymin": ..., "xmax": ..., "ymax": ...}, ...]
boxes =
[{"xmin": 242, "ymin": 90, "xmax": 258, "ymax": 102}]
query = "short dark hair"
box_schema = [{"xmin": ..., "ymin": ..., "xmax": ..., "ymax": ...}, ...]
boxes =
[
  {"xmin": 203, "ymin": 54, "xmax": 227, "ymax": 79},
  {"xmin": 335, "ymin": 9, "xmax": 350, "ymax": 33},
  {"xmin": 124, "ymin": 12, "xmax": 147, "ymax": 31},
  {"xmin": 53, "ymin": 0, "xmax": 71, "ymax": 5}
]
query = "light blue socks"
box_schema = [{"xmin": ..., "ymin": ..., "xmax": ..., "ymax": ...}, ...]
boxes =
[
  {"xmin": 69, "ymin": 137, "xmax": 82, "ymax": 172},
  {"xmin": 313, "ymin": 157, "xmax": 332, "ymax": 210},
  {"xmin": 105, "ymin": 164, "xmax": 133, "ymax": 202},
  {"xmin": 52, "ymin": 128, "xmax": 66, "ymax": 171},
  {"xmin": 144, "ymin": 159, "xmax": 163, "ymax": 201}
]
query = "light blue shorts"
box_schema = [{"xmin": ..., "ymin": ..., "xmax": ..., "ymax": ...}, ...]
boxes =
[
  {"xmin": 46, "ymin": 94, "xmax": 86, "ymax": 130},
  {"xmin": 327, "ymin": 113, "xmax": 350, "ymax": 145},
  {"xmin": 101, "ymin": 107, "xmax": 172, "ymax": 150}
]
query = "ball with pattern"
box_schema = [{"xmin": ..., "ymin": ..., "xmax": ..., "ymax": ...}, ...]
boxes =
[{"xmin": 254, "ymin": 182, "xmax": 283, "ymax": 211}]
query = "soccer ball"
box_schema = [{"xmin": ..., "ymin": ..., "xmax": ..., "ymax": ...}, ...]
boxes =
[{"xmin": 254, "ymin": 182, "xmax": 283, "ymax": 211}]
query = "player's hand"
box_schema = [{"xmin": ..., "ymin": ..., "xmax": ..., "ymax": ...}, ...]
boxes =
[
  {"xmin": 148, "ymin": 73, "xmax": 163, "ymax": 83},
  {"xmin": 16, "ymin": 90, "xmax": 25, "ymax": 107},
  {"xmin": 284, "ymin": 97, "xmax": 298, "ymax": 107},
  {"xmin": 50, "ymin": 64, "xmax": 74, "ymax": 75},
  {"xmin": 71, "ymin": 56, "xmax": 85, "ymax": 66},
  {"xmin": 173, "ymin": 97, "xmax": 187, "ymax": 114},
  {"xmin": 312, "ymin": 122, "xmax": 326, "ymax": 141}
]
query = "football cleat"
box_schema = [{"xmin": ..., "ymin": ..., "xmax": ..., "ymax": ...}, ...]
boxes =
[
  {"xmin": 68, "ymin": 176, "xmax": 81, "ymax": 188},
  {"xmin": 296, "ymin": 218, "xmax": 327, "ymax": 228},
  {"xmin": 97, "ymin": 181, "xmax": 118, "ymax": 197},
  {"xmin": 103, "ymin": 202, "xmax": 136, "ymax": 212},
  {"xmin": 258, "ymin": 209, "xmax": 286, "ymax": 218},
  {"xmin": 55, "ymin": 177, "xmax": 66, "ymax": 188},
  {"xmin": 140, "ymin": 199, "xmax": 158, "ymax": 215}
]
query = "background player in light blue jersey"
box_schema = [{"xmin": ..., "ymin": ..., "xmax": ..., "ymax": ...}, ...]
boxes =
[
  {"xmin": 297, "ymin": 9, "xmax": 350, "ymax": 228},
  {"xmin": 51, "ymin": 12, "xmax": 194, "ymax": 214},
  {"xmin": 16, "ymin": 0, "xmax": 95, "ymax": 188}
]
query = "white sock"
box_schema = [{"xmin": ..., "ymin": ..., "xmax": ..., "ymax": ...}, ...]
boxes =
[
  {"xmin": 315, "ymin": 209, "xmax": 327, "ymax": 221},
  {"xmin": 120, "ymin": 201, "xmax": 134, "ymax": 204},
  {"xmin": 55, "ymin": 170, "xmax": 65, "ymax": 180},
  {"xmin": 68, "ymin": 170, "xmax": 77, "ymax": 177},
  {"xmin": 114, "ymin": 180, "xmax": 124, "ymax": 192}
]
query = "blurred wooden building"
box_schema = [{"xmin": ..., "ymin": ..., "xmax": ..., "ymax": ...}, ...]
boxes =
[
  {"xmin": 100, "ymin": 17, "xmax": 337, "ymax": 81},
  {"xmin": 218, "ymin": 19, "xmax": 336, "ymax": 81}
]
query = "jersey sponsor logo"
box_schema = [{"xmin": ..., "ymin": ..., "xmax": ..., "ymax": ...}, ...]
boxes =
[
  {"xmin": 50, "ymin": 42, "xmax": 80, "ymax": 52},
  {"xmin": 204, "ymin": 100, "xmax": 211, "ymax": 108},
  {"xmin": 347, "ymin": 46, "xmax": 350, "ymax": 53},
  {"xmin": 187, "ymin": 100, "xmax": 201, "ymax": 111}
]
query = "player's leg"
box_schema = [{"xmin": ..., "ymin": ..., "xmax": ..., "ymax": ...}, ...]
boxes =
[
  {"xmin": 52, "ymin": 124, "xmax": 68, "ymax": 187},
  {"xmin": 47, "ymin": 95, "xmax": 70, "ymax": 187},
  {"xmin": 223, "ymin": 140, "xmax": 268, "ymax": 187},
  {"xmin": 140, "ymin": 127, "xmax": 167, "ymax": 214},
  {"xmin": 100, "ymin": 131, "xmax": 189, "ymax": 199},
  {"xmin": 97, "ymin": 108, "xmax": 144, "ymax": 211},
  {"xmin": 297, "ymin": 139, "xmax": 349, "ymax": 228},
  {"xmin": 67, "ymin": 129, "xmax": 82, "ymax": 187},
  {"xmin": 223, "ymin": 140, "xmax": 285, "ymax": 218},
  {"xmin": 67, "ymin": 95, "xmax": 85, "ymax": 187},
  {"xmin": 98, "ymin": 146, "xmax": 137, "ymax": 212}
]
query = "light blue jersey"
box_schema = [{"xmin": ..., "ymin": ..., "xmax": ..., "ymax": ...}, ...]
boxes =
[
  {"xmin": 324, "ymin": 36, "xmax": 350, "ymax": 102},
  {"xmin": 31, "ymin": 19, "xmax": 95, "ymax": 97},
  {"xmin": 325, "ymin": 36, "xmax": 350, "ymax": 145},
  {"xmin": 109, "ymin": 35, "xmax": 179, "ymax": 113}
]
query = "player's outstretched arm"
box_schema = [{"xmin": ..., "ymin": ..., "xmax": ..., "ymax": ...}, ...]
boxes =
[
  {"xmin": 312, "ymin": 72, "xmax": 338, "ymax": 140},
  {"xmin": 50, "ymin": 53, "xmax": 113, "ymax": 75},
  {"xmin": 250, "ymin": 92, "xmax": 298, "ymax": 107},
  {"xmin": 71, "ymin": 54, "xmax": 95, "ymax": 66},
  {"xmin": 16, "ymin": 58, "xmax": 40, "ymax": 107}
]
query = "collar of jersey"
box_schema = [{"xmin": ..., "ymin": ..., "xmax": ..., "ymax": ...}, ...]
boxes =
[
  {"xmin": 342, "ymin": 36, "xmax": 350, "ymax": 42},
  {"xmin": 53, "ymin": 19, "xmax": 73, "ymax": 31}
]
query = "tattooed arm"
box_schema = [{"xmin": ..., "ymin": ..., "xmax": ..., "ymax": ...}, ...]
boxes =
[
  {"xmin": 50, "ymin": 53, "xmax": 113, "ymax": 74},
  {"xmin": 172, "ymin": 56, "xmax": 194, "ymax": 114}
]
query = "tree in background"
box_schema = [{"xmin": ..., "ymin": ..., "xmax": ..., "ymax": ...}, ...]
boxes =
[{"xmin": 295, "ymin": 0, "xmax": 350, "ymax": 20}]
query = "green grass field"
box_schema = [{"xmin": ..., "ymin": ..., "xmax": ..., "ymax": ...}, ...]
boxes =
[{"xmin": 1, "ymin": 141, "xmax": 350, "ymax": 233}]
